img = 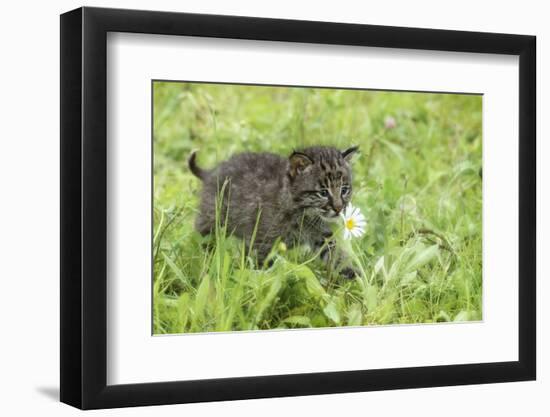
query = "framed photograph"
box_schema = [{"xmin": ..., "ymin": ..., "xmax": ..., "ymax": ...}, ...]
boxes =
[{"xmin": 60, "ymin": 6, "xmax": 536, "ymax": 409}]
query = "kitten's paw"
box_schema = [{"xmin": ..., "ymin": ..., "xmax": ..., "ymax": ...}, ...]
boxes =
[{"xmin": 340, "ymin": 267, "xmax": 359, "ymax": 280}]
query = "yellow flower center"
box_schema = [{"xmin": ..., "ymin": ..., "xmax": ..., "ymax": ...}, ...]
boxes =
[{"xmin": 345, "ymin": 218, "xmax": 355, "ymax": 230}]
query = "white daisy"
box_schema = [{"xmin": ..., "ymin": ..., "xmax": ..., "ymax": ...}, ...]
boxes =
[{"xmin": 341, "ymin": 204, "xmax": 366, "ymax": 240}]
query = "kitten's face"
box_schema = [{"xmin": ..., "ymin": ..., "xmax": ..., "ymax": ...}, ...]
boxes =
[{"xmin": 289, "ymin": 146, "xmax": 358, "ymax": 221}]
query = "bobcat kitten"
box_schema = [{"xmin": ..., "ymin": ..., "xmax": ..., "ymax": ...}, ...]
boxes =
[{"xmin": 188, "ymin": 146, "xmax": 360, "ymax": 279}]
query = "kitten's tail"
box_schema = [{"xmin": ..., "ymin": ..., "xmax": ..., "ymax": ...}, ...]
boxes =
[{"xmin": 188, "ymin": 150, "xmax": 207, "ymax": 180}]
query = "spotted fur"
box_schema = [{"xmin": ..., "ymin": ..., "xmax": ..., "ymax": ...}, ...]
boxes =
[{"xmin": 189, "ymin": 146, "xmax": 360, "ymax": 278}]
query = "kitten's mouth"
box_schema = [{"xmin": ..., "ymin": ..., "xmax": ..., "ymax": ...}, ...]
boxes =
[{"xmin": 320, "ymin": 211, "xmax": 341, "ymax": 222}]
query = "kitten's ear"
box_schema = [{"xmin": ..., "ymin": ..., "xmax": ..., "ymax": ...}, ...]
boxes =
[
  {"xmin": 289, "ymin": 151, "xmax": 314, "ymax": 177},
  {"xmin": 342, "ymin": 146, "xmax": 359, "ymax": 163}
]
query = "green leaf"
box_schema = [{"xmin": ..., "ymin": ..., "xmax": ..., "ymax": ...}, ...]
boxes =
[
  {"xmin": 162, "ymin": 253, "xmax": 187, "ymax": 284},
  {"xmin": 364, "ymin": 284, "xmax": 378, "ymax": 312},
  {"xmin": 404, "ymin": 244, "xmax": 439, "ymax": 273},
  {"xmin": 193, "ymin": 274, "xmax": 211, "ymax": 323},
  {"xmin": 253, "ymin": 275, "xmax": 283, "ymax": 325},
  {"xmin": 177, "ymin": 293, "xmax": 191, "ymax": 330},
  {"xmin": 400, "ymin": 271, "xmax": 417, "ymax": 286},
  {"xmin": 347, "ymin": 303, "xmax": 362, "ymax": 326},
  {"xmin": 374, "ymin": 256, "xmax": 385, "ymax": 276},
  {"xmin": 435, "ymin": 310, "xmax": 451, "ymax": 322},
  {"xmin": 454, "ymin": 310, "xmax": 475, "ymax": 322},
  {"xmin": 323, "ymin": 301, "xmax": 341, "ymax": 325},
  {"xmin": 293, "ymin": 264, "xmax": 328, "ymax": 300},
  {"xmin": 283, "ymin": 316, "xmax": 312, "ymax": 327}
]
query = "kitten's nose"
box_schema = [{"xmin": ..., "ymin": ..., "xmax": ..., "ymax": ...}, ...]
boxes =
[{"xmin": 333, "ymin": 204, "xmax": 343, "ymax": 214}]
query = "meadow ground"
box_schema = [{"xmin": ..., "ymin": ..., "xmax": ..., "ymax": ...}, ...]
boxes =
[{"xmin": 153, "ymin": 82, "xmax": 482, "ymax": 334}]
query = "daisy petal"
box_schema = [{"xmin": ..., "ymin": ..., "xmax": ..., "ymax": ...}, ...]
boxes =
[
  {"xmin": 343, "ymin": 228, "xmax": 351, "ymax": 240},
  {"xmin": 345, "ymin": 205, "xmax": 354, "ymax": 218}
]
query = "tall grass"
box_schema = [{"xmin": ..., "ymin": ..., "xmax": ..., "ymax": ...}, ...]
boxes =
[{"xmin": 153, "ymin": 82, "xmax": 482, "ymax": 334}]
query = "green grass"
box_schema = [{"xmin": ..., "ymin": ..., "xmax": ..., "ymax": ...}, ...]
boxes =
[{"xmin": 153, "ymin": 81, "xmax": 482, "ymax": 334}]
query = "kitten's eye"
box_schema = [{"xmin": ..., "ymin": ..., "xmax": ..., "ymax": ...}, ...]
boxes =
[
  {"xmin": 341, "ymin": 186, "xmax": 350, "ymax": 196},
  {"xmin": 318, "ymin": 189, "xmax": 329, "ymax": 198}
]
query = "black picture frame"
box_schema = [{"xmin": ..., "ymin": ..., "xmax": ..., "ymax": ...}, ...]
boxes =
[{"xmin": 60, "ymin": 6, "xmax": 536, "ymax": 410}]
